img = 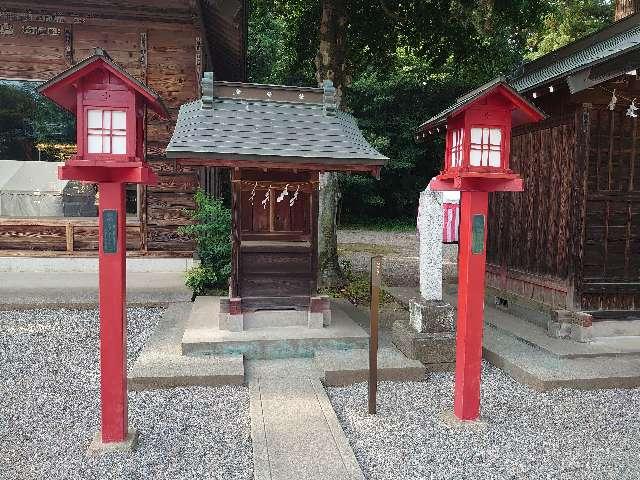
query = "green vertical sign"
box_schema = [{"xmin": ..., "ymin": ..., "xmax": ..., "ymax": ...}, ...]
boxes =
[
  {"xmin": 472, "ymin": 214, "xmax": 485, "ymax": 254},
  {"xmin": 102, "ymin": 210, "xmax": 118, "ymax": 253}
]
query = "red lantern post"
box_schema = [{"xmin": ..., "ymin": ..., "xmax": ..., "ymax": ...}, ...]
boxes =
[
  {"xmin": 39, "ymin": 49, "xmax": 168, "ymax": 448},
  {"xmin": 418, "ymin": 79, "xmax": 545, "ymax": 421}
]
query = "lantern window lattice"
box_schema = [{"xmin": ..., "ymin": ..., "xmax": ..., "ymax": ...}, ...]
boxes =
[
  {"xmin": 87, "ymin": 109, "xmax": 127, "ymax": 154},
  {"xmin": 469, "ymin": 127, "xmax": 502, "ymax": 168},
  {"xmin": 450, "ymin": 129, "xmax": 464, "ymax": 167}
]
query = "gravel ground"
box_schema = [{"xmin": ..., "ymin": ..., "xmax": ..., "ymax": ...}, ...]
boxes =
[
  {"xmin": 328, "ymin": 362, "xmax": 640, "ymax": 480},
  {"xmin": 0, "ymin": 307, "xmax": 252, "ymax": 480},
  {"xmin": 338, "ymin": 229, "xmax": 457, "ymax": 287}
]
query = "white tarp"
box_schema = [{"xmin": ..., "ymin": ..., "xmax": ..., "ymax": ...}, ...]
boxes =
[{"xmin": 0, "ymin": 160, "xmax": 66, "ymax": 217}]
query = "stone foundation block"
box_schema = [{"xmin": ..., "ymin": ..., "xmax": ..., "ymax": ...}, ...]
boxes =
[
  {"xmin": 219, "ymin": 297, "xmax": 243, "ymax": 332},
  {"xmin": 392, "ymin": 319, "xmax": 456, "ymax": 367},
  {"xmin": 310, "ymin": 295, "xmax": 331, "ymax": 327},
  {"xmin": 409, "ymin": 298, "xmax": 455, "ymax": 333},
  {"xmin": 87, "ymin": 429, "xmax": 139, "ymax": 456}
]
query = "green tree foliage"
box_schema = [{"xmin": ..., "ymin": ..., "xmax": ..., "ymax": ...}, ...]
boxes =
[
  {"xmin": 0, "ymin": 82, "xmax": 75, "ymax": 160},
  {"xmin": 179, "ymin": 190, "xmax": 232, "ymax": 296},
  {"xmin": 248, "ymin": 0, "xmax": 613, "ymax": 224},
  {"xmin": 526, "ymin": 0, "xmax": 614, "ymax": 60}
]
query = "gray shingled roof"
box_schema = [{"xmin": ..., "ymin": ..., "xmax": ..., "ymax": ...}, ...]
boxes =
[
  {"xmin": 511, "ymin": 14, "xmax": 640, "ymax": 92},
  {"xmin": 417, "ymin": 78, "xmax": 544, "ymax": 131},
  {"xmin": 165, "ymin": 81, "xmax": 387, "ymax": 168}
]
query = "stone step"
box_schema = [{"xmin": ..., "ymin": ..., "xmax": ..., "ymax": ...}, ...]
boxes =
[
  {"xmin": 314, "ymin": 347, "xmax": 426, "ymax": 386},
  {"xmin": 483, "ymin": 327, "xmax": 640, "ymax": 391},
  {"xmin": 128, "ymin": 352, "xmax": 245, "ymax": 390},
  {"xmin": 182, "ymin": 300, "xmax": 369, "ymax": 359},
  {"xmin": 483, "ymin": 304, "xmax": 640, "ymax": 359}
]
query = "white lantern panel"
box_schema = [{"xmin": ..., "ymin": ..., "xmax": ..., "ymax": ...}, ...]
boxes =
[
  {"xmin": 88, "ymin": 110, "xmax": 102, "ymax": 129},
  {"xmin": 490, "ymin": 128, "xmax": 501, "ymax": 146},
  {"xmin": 103, "ymin": 110, "xmax": 111, "ymax": 129},
  {"xmin": 88, "ymin": 134, "xmax": 102, "ymax": 153},
  {"xmin": 470, "ymin": 149, "xmax": 482, "ymax": 166},
  {"xmin": 112, "ymin": 136, "xmax": 127, "ymax": 154},
  {"xmin": 112, "ymin": 111, "xmax": 127, "ymax": 130},
  {"xmin": 471, "ymin": 127, "xmax": 483, "ymax": 144},
  {"xmin": 489, "ymin": 150, "xmax": 501, "ymax": 167}
]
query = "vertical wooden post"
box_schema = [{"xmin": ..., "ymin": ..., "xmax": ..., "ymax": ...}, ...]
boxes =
[
  {"xmin": 454, "ymin": 191, "xmax": 489, "ymax": 421},
  {"xmin": 368, "ymin": 255, "xmax": 382, "ymax": 415},
  {"xmin": 98, "ymin": 182, "xmax": 128, "ymax": 443},
  {"xmin": 65, "ymin": 223, "xmax": 74, "ymax": 252}
]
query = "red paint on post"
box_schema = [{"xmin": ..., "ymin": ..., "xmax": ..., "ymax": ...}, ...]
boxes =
[
  {"xmin": 454, "ymin": 191, "xmax": 488, "ymax": 420},
  {"xmin": 38, "ymin": 49, "xmax": 166, "ymax": 445},
  {"xmin": 98, "ymin": 182, "xmax": 128, "ymax": 442},
  {"xmin": 423, "ymin": 80, "xmax": 545, "ymax": 421}
]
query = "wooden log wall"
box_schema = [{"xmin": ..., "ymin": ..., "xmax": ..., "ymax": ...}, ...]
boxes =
[
  {"xmin": 487, "ymin": 114, "xmax": 577, "ymax": 301},
  {"xmin": 580, "ymin": 106, "xmax": 640, "ymax": 310},
  {"xmin": 0, "ymin": 1, "xmax": 246, "ymax": 255}
]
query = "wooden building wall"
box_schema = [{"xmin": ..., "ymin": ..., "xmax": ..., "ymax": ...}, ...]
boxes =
[
  {"xmin": 0, "ymin": 0, "xmax": 246, "ymax": 255},
  {"xmin": 487, "ymin": 76, "xmax": 640, "ymax": 312},
  {"xmin": 487, "ymin": 113, "xmax": 577, "ymax": 309}
]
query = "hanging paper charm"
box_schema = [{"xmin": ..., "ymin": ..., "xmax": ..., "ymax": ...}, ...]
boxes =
[
  {"xmin": 627, "ymin": 98, "xmax": 638, "ymax": 118},
  {"xmin": 289, "ymin": 185, "xmax": 300, "ymax": 207},
  {"xmin": 261, "ymin": 187, "xmax": 270, "ymax": 209},
  {"xmin": 249, "ymin": 181, "xmax": 257, "ymax": 205},
  {"xmin": 608, "ymin": 89, "xmax": 617, "ymax": 111},
  {"xmin": 277, "ymin": 184, "xmax": 290, "ymax": 203}
]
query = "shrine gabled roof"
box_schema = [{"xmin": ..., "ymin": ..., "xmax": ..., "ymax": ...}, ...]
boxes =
[
  {"xmin": 165, "ymin": 79, "xmax": 387, "ymax": 173},
  {"xmin": 510, "ymin": 12, "xmax": 640, "ymax": 93},
  {"xmin": 38, "ymin": 48, "xmax": 168, "ymax": 118},
  {"xmin": 416, "ymin": 78, "xmax": 545, "ymax": 133}
]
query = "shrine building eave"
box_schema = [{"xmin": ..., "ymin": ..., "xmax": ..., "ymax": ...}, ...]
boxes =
[{"xmin": 165, "ymin": 78, "xmax": 388, "ymax": 176}]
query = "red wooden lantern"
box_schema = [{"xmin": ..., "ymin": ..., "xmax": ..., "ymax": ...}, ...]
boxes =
[
  {"xmin": 423, "ymin": 78, "xmax": 544, "ymax": 193},
  {"xmin": 417, "ymin": 78, "xmax": 545, "ymax": 422},
  {"xmin": 39, "ymin": 49, "xmax": 168, "ymax": 450}
]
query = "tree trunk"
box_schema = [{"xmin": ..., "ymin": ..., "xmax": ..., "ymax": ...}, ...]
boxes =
[
  {"xmin": 315, "ymin": 0, "xmax": 349, "ymax": 288},
  {"xmin": 318, "ymin": 171, "xmax": 342, "ymax": 287},
  {"xmin": 615, "ymin": 0, "xmax": 640, "ymax": 20}
]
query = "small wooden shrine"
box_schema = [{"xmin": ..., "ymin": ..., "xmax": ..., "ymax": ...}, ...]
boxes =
[{"xmin": 166, "ymin": 76, "xmax": 386, "ymax": 328}]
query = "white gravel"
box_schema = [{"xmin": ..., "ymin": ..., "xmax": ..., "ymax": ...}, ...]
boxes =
[
  {"xmin": 328, "ymin": 362, "xmax": 640, "ymax": 480},
  {"xmin": 0, "ymin": 307, "xmax": 252, "ymax": 480}
]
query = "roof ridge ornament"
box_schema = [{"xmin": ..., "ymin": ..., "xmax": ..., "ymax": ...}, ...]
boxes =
[
  {"xmin": 201, "ymin": 71, "xmax": 214, "ymax": 109},
  {"xmin": 322, "ymin": 79, "xmax": 337, "ymax": 116}
]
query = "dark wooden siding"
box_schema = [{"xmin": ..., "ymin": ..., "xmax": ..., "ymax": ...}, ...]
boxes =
[
  {"xmin": 488, "ymin": 115, "xmax": 576, "ymax": 282},
  {"xmin": 0, "ymin": 1, "xmax": 246, "ymax": 255},
  {"xmin": 581, "ymin": 107, "xmax": 640, "ymax": 310}
]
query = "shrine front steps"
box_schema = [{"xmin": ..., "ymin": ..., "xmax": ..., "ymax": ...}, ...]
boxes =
[
  {"xmin": 181, "ymin": 296, "xmax": 370, "ymax": 359},
  {"xmin": 128, "ymin": 298, "xmax": 425, "ymax": 390}
]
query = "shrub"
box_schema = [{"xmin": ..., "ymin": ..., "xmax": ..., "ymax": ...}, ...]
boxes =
[{"xmin": 179, "ymin": 190, "xmax": 232, "ymax": 296}]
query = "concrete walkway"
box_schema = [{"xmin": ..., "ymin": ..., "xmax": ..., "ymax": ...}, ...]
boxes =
[
  {"xmin": 248, "ymin": 359, "xmax": 365, "ymax": 480},
  {"xmin": 0, "ymin": 271, "xmax": 191, "ymax": 307}
]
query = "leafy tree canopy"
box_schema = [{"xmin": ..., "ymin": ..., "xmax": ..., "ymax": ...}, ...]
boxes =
[
  {"xmin": 526, "ymin": 0, "xmax": 614, "ymax": 60},
  {"xmin": 251, "ymin": 0, "xmax": 617, "ymax": 223}
]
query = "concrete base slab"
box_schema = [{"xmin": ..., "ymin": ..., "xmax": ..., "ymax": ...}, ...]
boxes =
[
  {"xmin": 87, "ymin": 429, "xmax": 139, "ymax": 456},
  {"xmin": 315, "ymin": 347, "xmax": 425, "ymax": 386},
  {"xmin": 182, "ymin": 300, "xmax": 369, "ymax": 359},
  {"xmin": 484, "ymin": 326, "xmax": 640, "ymax": 391},
  {"xmin": 128, "ymin": 302, "xmax": 244, "ymax": 389},
  {"xmin": 129, "ymin": 353, "xmax": 244, "ymax": 390},
  {"xmin": 440, "ymin": 411, "xmax": 488, "ymax": 430}
]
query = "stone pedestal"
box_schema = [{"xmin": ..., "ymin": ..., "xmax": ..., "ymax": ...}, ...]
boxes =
[
  {"xmin": 393, "ymin": 298, "xmax": 456, "ymax": 371},
  {"xmin": 219, "ymin": 297, "xmax": 243, "ymax": 331},
  {"xmin": 393, "ymin": 184, "xmax": 456, "ymax": 370},
  {"xmin": 309, "ymin": 295, "xmax": 331, "ymax": 329}
]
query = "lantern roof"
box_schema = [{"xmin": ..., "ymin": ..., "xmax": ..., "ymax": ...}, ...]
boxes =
[
  {"xmin": 416, "ymin": 77, "xmax": 546, "ymax": 136},
  {"xmin": 165, "ymin": 76, "xmax": 387, "ymax": 175},
  {"xmin": 38, "ymin": 48, "xmax": 168, "ymax": 119}
]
